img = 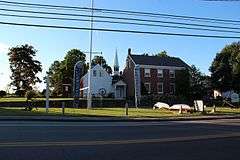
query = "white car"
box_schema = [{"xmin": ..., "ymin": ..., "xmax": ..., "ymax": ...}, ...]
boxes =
[
  {"xmin": 170, "ymin": 104, "xmax": 191, "ymax": 111},
  {"xmin": 153, "ymin": 102, "xmax": 170, "ymax": 110}
]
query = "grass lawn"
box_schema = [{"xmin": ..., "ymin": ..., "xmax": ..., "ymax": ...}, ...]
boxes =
[
  {"xmin": 0, "ymin": 107, "xmax": 240, "ymax": 118},
  {"xmin": 0, "ymin": 97, "xmax": 74, "ymax": 102}
]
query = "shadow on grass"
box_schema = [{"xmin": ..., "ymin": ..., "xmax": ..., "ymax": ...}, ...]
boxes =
[
  {"xmin": 0, "ymin": 107, "xmax": 47, "ymax": 116},
  {"xmin": 0, "ymin": 107, "xmax": 119, "ymax": 118}
]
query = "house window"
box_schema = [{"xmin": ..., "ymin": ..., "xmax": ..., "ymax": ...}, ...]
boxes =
[
  {"xmin": 144, "ymin": 69, "xmax": 151, "ymax": 77},
  {"xmin": 144, "ymin": 83, "xmax": 151, "ymax": 94},
  {"xmin": 170, "ymin": 83, "xmax": 175, "ymax": 94},
  {"xmin": 93, "ymin": 70, "xmax": 97, "ymax": 77},
  {"xmin": 99, "ymin": 71, "xmax": 102, "ymax": 77},
  {"xmin": 157, "ymin": 69, "xmax": 163, "ymax": 78},
  {"xmin": 169, "ymin": 70, "xmax": 175, "ymax": 78},
  {"xmin": 157, "ymin": 83, "xmax": 163, "ymax": 94}
]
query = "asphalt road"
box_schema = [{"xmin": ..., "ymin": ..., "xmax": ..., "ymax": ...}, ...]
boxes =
[{"xmin": 0, "ymin": 119, "xmax": 240, "ymax": 160}]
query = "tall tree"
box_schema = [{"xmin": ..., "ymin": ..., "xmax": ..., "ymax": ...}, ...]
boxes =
[
  {"xmin": 175, "ymin": 69, "xmax": 191, "ymax": 100},
  {"xmin": 8, "ymin": 44, "xmax": 42, "ymax": 95},
  {"xmin": 47, "ymin": 60, "xmax": 63, "ymax": 95},
  {"xmin": 154, "ymin": 50, "xmax": 169, "ymax": 57},
  {"xmin": 47, "ymin": 49, "xmax": 87, "ymax": 96},
  {"xmin": 190, "ymin": 65, "xmax": 211, "ymax": 99},
  {"xmin": 92, "ymin": 56, "xmax": 112, "ymax": 74},
  {"xmin": 210, "ymin": 41, "xmax": 240, "ymax": 92}
]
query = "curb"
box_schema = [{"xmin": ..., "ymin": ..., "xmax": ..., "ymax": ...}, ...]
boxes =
[{"xmin": 0, "ymin": 115, "xmax": 240, "ymax": 122}]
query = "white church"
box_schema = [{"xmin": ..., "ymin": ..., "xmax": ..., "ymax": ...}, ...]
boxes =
[{"xmin": 80, "ymin": 51, "xmax": 127, "ymax": 99}]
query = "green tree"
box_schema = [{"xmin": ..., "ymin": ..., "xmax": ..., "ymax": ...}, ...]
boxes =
[
  {"xmin": 92, "ymin": 56, "xmax": 112, "ymax": 74},
  {"xmin": 175, "ymin": 69, "xmax": 191, "ymax": 100},
  {"xmin": 154, "ymin": 50, "xmax": 169, "ymax": 57},
  {"xmin": 47, "ymin": 49, "xmax": 87, "ymax": 96},
  {"xmin": 8, "ymin": 44, "xmax": 42, "ymax": 96},
  {"xmin": 190, "ymin": 65, "xmax": 211, "ymax": 99},
  {"xmin": 210, "ymin": 41, "xmax": 240, "ymax": 92},
  {"xmin": 47, "ymin": 60, "xmax": 63, "ymax": 95}
]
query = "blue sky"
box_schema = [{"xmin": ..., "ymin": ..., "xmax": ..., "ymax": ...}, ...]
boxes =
[{"xmin": 0, "ymin": 0, "xmax": 239, "ymax": 91}]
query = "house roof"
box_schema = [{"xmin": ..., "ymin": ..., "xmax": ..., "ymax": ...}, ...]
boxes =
[{"xmin": 130, "ymin": 54, "xmax": 189, "ymax": 68}]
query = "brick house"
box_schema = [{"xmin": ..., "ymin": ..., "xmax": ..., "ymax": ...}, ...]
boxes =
[{"xmin": 122, "ymin": 49, "xmax": 189, "ymax": 97}]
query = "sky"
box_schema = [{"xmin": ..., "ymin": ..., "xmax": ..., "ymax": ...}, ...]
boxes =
[{"xmin": 0, "ymin": 0, "xmax": 239, "ymax": 91}]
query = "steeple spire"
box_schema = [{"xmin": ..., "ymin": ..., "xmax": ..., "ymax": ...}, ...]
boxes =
[{"xmin": 114, "ymin": 49, "xmax": 119, "ymax": 75}]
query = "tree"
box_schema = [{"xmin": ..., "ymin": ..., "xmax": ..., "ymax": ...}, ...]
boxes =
[
  {"xmin": 8, "ymin": 44, "xmax": 42, "ymax": 96},
  {"xmin": 154, "ymin": 50, "xmax": 169, "ymax": 57},
  {"xmin": 47, "ymin": 60, "xmax": 63, "ymax": 95},
  {"xmin": 92, "ymin": 56, "xmax": 112, "ymax": 74},
  {"xmin": 47, "ymin": 49, "xmax": 87, "ymax": 96},
  {"xmin": 210, "ymin": 41, "xmax": 240, "ymax": 93},
  {"xmin": 190, "ymin": 65, "xmax": 211, "ymax": 100},
  {"xmin": 175, "ymin": 69, "xmax": 191, "ymax": 100},
  {"xmin": 0, "ymin": 90, "xmax": 6, "ymax": 98}
]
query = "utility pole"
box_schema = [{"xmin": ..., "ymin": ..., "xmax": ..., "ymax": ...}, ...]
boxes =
[
  {"xmin": 87, "ymin": 0, "xmax": 94, "ymax": 109},
  {"xmin": 46, "ymin": 74, "xmax": 50, "ymax": 113}
]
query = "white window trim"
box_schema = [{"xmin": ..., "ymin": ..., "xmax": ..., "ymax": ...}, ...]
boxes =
[
  {"xmin": 170, "ymin": 70, "xmax": 175, "ymax": 78},
  {"xmin": 157, "ymin": 69, "xmax": 163, "ymax": 78},
  {"xmin": 144, "ymin": 69, "xmax": 151, "ymax": 77},
  {"xmin": 144, "ymin": 83, "xmax": 151, "ymax": 94},
  {"xmin": 157, "ymin": 83, "xmax": 164, "ymax": 94}
]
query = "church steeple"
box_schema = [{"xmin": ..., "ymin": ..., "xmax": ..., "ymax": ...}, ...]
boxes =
[{"xmin": 113, "ymin": 49, "xmax": 119, "ymax": 75}]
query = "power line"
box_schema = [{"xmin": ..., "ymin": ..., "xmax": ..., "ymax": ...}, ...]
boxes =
[
  {"xmin": 1, "ymin": 12, "xmax": 240, "ymax": 34},
  {"xmin": 0, "ymin": 2, "xmax": 239, "ymax": 26},
  {"xmin": 1, "ymin": 8, "xmax": 240, "ymax": 31},
  {"xmin": 0, "ymin": 0, "xmax": 239, "ymax": 24},
  {"xmin": 0, "ymin": 21, "xmax": 239, "ymax": 39}
]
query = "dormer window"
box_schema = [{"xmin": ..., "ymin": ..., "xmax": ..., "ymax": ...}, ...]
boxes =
[
  {"xmin": 144, "ymin": 69, "xmax": 151, "ymax": 77},
  {"xmin": 169, "ymin": 70, "xmax": 175, "ymax": 78}
]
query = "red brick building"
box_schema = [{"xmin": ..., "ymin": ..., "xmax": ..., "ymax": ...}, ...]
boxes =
[{"xmin": 122, "ymin": 49, "xmax": 189, "ymax": 97}]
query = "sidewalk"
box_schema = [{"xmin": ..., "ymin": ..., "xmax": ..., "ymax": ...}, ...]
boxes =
[{"xmin": 0, "ymin": 114, "xmax": 240, "ymax": 122}]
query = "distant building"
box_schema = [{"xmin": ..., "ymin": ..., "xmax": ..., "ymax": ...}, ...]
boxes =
[
  {"xmin": 122, "ymin": 48, "xmax": 189, "ymax": 97},
  {"xmin": 80, "ymin": 51, "xmax": 126, "ymax": 99}
]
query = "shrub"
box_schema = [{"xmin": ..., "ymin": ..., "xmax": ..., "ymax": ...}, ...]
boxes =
[
  {"xmin": 0, "ymin": 90, "xmax": 6, "ymax": 98},
  {"xmin": 24, "ymin": 90, "xmax": 39, "ymax": 111},
  {"xmin": 15, "ymin": 90, "xmax": 26, "ymax": 97},
  {"xmin": 25, "ymin": 90, "xmax": 38, "ymax": 101}
]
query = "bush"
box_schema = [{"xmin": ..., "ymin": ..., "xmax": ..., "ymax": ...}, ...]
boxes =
[
  {"xmin": 24, "ymin": 90, "xmax": 39, "ymax": 111},
  {"xmin": 15, "ymin": 90, "xmax": 26, "ymax": 97},
  {"xmin": 25, "ymin": 90, "xmax": 38, "ymax": 101},
  {"xmin": 0, "ymin": 90, "xmax": 6, "ymax": 98}
]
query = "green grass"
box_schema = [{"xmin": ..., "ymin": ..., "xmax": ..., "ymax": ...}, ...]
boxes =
[
  {"xmin": 0, "ymin": 107, "xmax": 177, "ymax": 117},
  {"xmin": 1, "ymin": 107, "xmax": 239, "ymax": 118},
  {"xmin": 0, "ymin": 97, "xmax": 74, "ymax": 102}
]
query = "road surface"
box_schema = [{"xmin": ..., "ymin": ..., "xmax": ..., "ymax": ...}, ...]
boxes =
[{"xmin": 0, "ymin": 119, "xmax": 240, "ymax": 160}]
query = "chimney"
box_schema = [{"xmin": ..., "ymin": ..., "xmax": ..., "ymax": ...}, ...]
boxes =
[{"xmin": 128, "ymin": 48, "xmax": 131, "ymax": 55}]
